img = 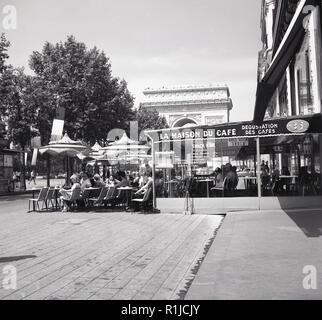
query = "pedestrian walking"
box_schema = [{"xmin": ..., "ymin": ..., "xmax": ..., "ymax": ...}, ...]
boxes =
[{"xmin": 29, "ymin": 169, "xmax": 37, "ymax": 185}]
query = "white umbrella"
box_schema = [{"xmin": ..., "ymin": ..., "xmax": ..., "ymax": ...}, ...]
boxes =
[
  {"xmin": 38, "ymin": 133, "xmax": 87, "ymax": 185},
  {"xmin": 101, "ymin": 132, "xmax": 150, "ymax": 155},
  {"xmin": 39, "ymin": 133, "xmax": 87, "ymax": 156}
]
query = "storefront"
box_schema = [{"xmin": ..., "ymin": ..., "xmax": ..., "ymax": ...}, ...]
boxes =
[{"xmin": 145, "ymin": 114, "xmax": 322, "ymax": 213}]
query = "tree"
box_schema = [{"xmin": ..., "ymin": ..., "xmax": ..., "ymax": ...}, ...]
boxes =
[
  {"xmin": 29, "ymin": 35, "xmax": 135, "ymax": 145},
  {"xmin": 0, "ymin": 34, "xmax": 37, "ymax": 189},
  {"xmin": 0, "ymin": 35, "xmax": 37, "ymax": 150},
  {"xmin": 0, "ymin": 33, "xmax": 10, "ymax": 75},
  {"xmin": 136, "ymin": 106, "xmax": 168, "ymax": 132},
  {"xmin": 1, "ymin": 68, "xmax": 37, "ymax": 150}
]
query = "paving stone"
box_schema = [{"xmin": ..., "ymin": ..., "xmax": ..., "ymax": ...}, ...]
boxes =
[{"xmin": 0, "ymin": 195, "xmax": 222, "ymax": 300}]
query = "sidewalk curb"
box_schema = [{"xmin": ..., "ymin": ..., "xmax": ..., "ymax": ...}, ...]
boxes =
[{"xmin": 0, "ymin": 190, "xmax": 35, "ymax": 197}]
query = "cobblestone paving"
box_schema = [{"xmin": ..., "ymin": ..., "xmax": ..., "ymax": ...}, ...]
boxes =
[{"xmin": 0, "ymin": 195, "xmax": 223, "ymax": 300}]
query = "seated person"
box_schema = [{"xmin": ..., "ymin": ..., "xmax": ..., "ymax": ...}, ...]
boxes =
[
  {"xmin": 80, "ymin": 173, "xmax": 92, "ymax": 190},
  {"xmin": 59, "ymin": 174, "xmax": 81, "ymax": 212},
  {"xmin": 213, "ymin": 167, "xmax": 223, "ymax": 188},
  {"xmin": 135, "ymin": 174, "xmax": 153, "ymax": 196},
  {"xmin": 106, "ymin": 175, "xmax": 116, "ymax": 187},
  {"xmin": 131, "ymin": 173, "xmax": 140, "ymax": 188},
  {"xmin": 131, "ymin": 173, "xmax": 153, "ymax": 211},
  {"xmin": 226, "ymin": 165, "xmax": 239, "ymax": 191},
  {"xmin": 93, "ymin": 174, "xmax": 105, "ymax": 188},
  {"xmin": 114, "ymin": 171, "xmax": 129, "ymax": 188}
]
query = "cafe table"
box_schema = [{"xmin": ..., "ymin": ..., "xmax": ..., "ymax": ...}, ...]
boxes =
[
  {"xmin": 199, "ymin": 179, "xmax": 213, "ymax": 198},
  {"xmin": 117, "ymin": 186, "xmax": 137, "ymax": 209},
  {"xmin": 279, "ymin": 175, "xmax": 298, "ymax": 182},
  {"xmin": 54, "ymin": 186, "xmax": 61, "ymax": 209},
  {"xmin": 165, "ymin": 180, "xmax": 177, "ymax": 197},
  {"xmin": 239, "ymin": 176, "xmax": 257, "ymax": 190},
  {"xmin": 279, "ymin": 175, "xmax": 298, "ymax": 191}
]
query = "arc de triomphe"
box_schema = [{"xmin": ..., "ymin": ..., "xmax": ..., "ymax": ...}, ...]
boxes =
[{"xmin": 139, "ymin": 84, "xmax": 233, "ymax": 128}]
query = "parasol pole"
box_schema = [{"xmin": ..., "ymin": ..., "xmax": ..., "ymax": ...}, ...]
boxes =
[
  {"xmin": 46, "ymin": 153, "xmax": 50, "ymax": 187},
  {"xmin": 66, "ymin": 155, "xmax": 70, "ymax": 186}
]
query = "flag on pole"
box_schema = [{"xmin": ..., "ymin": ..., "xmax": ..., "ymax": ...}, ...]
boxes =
[
  {"xmin": 31, "ymin": 148, "xmax": 38, "ymax": 166},
  {"xmin": 50, "ymin": 106, "xmax": 65, "ymax": 142}
]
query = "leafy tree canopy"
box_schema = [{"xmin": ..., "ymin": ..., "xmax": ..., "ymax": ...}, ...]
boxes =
[
  {"xmin": 135, "ymin": 106, "xmax": 168, "ymax": 133},
  {"xmin": 29, "ymin": 35, "xmax": 135, "ymax": 145}
]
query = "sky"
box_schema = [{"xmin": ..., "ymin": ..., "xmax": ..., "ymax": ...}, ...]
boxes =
[{"xmin": 0, "ymin": 0, "xmax": 262, "ymax": 121}]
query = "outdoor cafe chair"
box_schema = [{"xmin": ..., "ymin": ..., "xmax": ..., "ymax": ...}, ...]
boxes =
[
  {"xmin": 103, "ymin": 186, "xmax": 115, "ymax": 206},
  {"xmin": 44, "ymin": 188, "xmax": 56, "ymax": 211},
  {"xmin": 211, "ymin": 177, "xmax": 227, "ymax": 197},
  {"xmin": 28, "ymin": 187, "xmax": 48, "ymax": 212},
  {"xmin": 107, "ymin": 187, "xmax": 123, "ymax": 207},
  {"xmin": 60, "ymin": 187, "xmax": 82, "ymax": 211},
  {"xmin": 88, "ymin": 187, "xmax": 108, "ymax": 207},
  {"xmin": 80, "ymin": 188, "xmax": 92, "ymax": 207},
  {"xmin": 131, "ymin": 187, "xmax": 153, "ymax": 212}
]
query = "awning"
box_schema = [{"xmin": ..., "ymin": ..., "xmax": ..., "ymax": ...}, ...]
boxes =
[
  {"xmin": 253, "ymin": 0, "xmax": 317, "ymax": 122},
  {"xmin": 145, "ymin": 113, "xmax": 322, "ymax": 143}
]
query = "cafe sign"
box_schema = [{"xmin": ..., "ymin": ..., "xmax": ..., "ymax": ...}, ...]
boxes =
[
  {"xmin": 146, "ymin": 114, "xmax": 321, "ymax": 143},
  {"xmin": 286, "ymin": 119, "xmax": 310, "ymax": 133},
  {"xmin": 158, "ymin": 118, "xmax": 315, "ymax": 141}
]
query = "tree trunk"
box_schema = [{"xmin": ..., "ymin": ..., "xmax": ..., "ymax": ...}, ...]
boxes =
[{"xmin": 20, "ymin": 146, "xmax": 26, "ymax": 191}]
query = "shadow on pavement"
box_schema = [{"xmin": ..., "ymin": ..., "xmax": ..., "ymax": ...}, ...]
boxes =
[
  {"xmin": 0, "ymin": 255, "xmax": 37, "ymax": 263},
  {"xmin": 284, "ymin": 209, "xmax": 322, "ymax": 238}
]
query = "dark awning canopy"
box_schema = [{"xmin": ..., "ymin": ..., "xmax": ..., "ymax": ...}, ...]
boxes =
[
  {"xmin": 253, "ymin": 0, "xmax": 317, "ymax": 123},
  {"xmin": 146, "ymin": 114, "xmax": 322, "ymax": 143}
]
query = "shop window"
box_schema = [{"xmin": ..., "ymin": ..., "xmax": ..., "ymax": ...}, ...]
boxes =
[
  {"xmin": 155, "ymin": 134, "xmax": 258, "ymax": 198},
  {"xmin": 259, "ymin": 134, "xmax": 321, "ymax": 197}
]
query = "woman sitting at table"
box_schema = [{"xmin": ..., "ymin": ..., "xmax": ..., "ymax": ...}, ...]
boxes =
[
  {"xmin": 130, "ymin": 172, "xmax": 153, "ymax": 211},
  {"xmin": 213, "ymin": 167, "xmax": 223, "ymax": 188},
  {"xmin": 106, "ymin": 175, "xmax": 116, "ymax": 187},
  {"xmin": 80, "ymin": 173, "xmax": 92, "ymax": 191},
  {"xmin": 59, "ymin": 174, "xmax": 81, "ymax": 212}
]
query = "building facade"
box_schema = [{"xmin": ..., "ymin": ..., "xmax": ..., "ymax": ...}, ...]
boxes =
[
  {"xmin": 140, "ymin": 85, "xmax": 233, "ymax": 128},
  {"xmin": 254, "ymin": 0, "xmax": 322, "ymax": 194},
  {"xmin": 256, "ymin": 0, "xmax": 321, "ymax": 120}
]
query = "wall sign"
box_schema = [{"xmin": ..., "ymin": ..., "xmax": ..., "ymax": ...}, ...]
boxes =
[{"xmin": 286, "ymin": 119, "xmax": 310, "ymax": 133}]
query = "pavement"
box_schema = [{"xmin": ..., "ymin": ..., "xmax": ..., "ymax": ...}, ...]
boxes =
[
  {"xmin": 1, "ymin": 192, "xmax": 322, "ymax": 300},
  {"xmin": 185, "ymin": 208, "xmax": 322, "ymax": 300},
  {"xmin": 0, "ymin": 194, "xmax": 223, "ymax": 300}
]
